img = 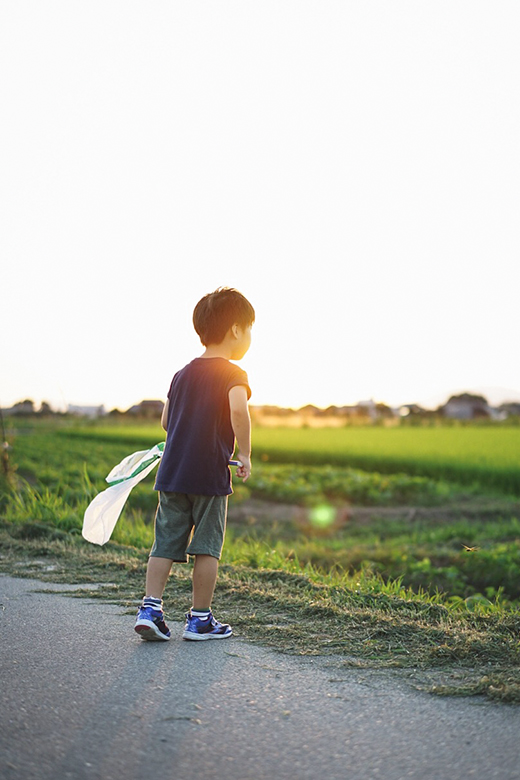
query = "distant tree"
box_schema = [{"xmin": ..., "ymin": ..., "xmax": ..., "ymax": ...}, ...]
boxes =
[
  {"xmin": 11, "ymin": 399, "xmax": 35, "ymax": 415},
  {"xmin": 38, "ymin": 401, "xmax": 53, "ymax": 415},
  {"xmin": 298, "ymin": 404, "xmax": 320, "ymax": 415}
]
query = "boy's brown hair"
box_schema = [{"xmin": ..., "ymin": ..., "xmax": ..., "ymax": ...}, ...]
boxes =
[{"xmin": 193, "ymin": 287, "xmax": 255, "ymax": 346}]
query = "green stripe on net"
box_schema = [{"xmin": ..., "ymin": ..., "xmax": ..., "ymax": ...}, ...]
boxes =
[{"xmin": 107, "ymin": 442, "xmax": 165, "ymax": 485}]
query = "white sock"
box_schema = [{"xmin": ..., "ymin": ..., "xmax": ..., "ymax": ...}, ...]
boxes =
[
  {"xmin": 143, "ymin": 596, "xmax": 163, "ymax": 610},
  {"xmin": 191, "ymin": 608, "xmax": 211, "ymax": 618}
]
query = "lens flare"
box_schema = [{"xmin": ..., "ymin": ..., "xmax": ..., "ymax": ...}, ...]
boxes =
[{"xmin": 309, "ymin": 503, "xmax": 335, "ymax": 528}]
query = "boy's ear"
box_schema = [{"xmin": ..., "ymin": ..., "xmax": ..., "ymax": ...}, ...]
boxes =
[{"xmin": 231, "ymin": 323, "xmax": 240, "ymax": 339}]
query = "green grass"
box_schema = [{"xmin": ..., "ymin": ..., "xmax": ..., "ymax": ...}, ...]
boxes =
[
  {"xmin": 252, "ymin": 426, "xmax": 520, "ymax": 497},
  {"xmin": 2, "ymin": 418, "xmax": 520, "ymax": 702},
  {"xmin": 56, "ymin": 422, "xmax": 520, "ymax": 496},
  {"xmin": 3, "ymin": 420, "xmax": 520, "ymax": 606},
  {"xmin": 222, "ymin": 515, "xmax": 520, "ymax": 607},
  {"xmin": 243, "ymin": 462, "xmax": 459, "ymax": 506}
]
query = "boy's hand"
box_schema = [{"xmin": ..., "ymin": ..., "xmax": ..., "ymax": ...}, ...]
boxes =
[{"xmin": 235, "ymin": 454, "xmax": 251, "ymax": 482}]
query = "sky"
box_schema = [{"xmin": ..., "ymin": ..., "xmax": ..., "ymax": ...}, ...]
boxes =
[{"xmin": 1, "ymin": 1, "xmax": 519, "ymax": 413}]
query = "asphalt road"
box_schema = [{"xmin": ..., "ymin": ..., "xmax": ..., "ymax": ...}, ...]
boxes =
[{"xmin": 1, "ymin": 574, "xmax": 519, "ymax": 780}]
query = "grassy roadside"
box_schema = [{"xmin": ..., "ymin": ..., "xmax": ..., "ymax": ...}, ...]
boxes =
[
  {"xmin": 2, "ymin": 420, "xmax": 520, "ymax": 704},
  {"xmin": 1, "ymin": 522, "xmax": 519, "ymax": 704}
]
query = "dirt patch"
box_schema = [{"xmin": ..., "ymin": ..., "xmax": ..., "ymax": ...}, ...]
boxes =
[
  {"xmin": 228, "ymin": 498, "xmax": 300, "ymax": 526},
  {"xmin": 228, "ymin": 497, "xmax": 520, "ymax": 528}
]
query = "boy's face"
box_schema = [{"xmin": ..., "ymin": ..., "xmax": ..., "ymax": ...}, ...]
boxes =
[{"xmin": 230, "ymin": 324, "xmax": 252, "ymax": 360}]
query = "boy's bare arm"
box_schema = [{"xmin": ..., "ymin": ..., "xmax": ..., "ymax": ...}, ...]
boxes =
[
  {"xmin": 228, "ymin": 385, "xmax": 251, "ymax": 481},
  {"xmin": 161, "ymin": 399, "xmax": 169, "ymax": 431}
]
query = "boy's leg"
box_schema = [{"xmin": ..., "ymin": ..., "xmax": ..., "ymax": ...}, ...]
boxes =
[
  {"xmin": 192, "ymin": 554, "xmax": 218, "ymax": 611},
  {"xmin": 146, "ymin": 555, "xmax": 174, "ymax": 599},
  {"xmin": 134, "ymin": 556, "xmax": 174, "ymax": 641},
  {"xmin": 136, "ymin": 492, "xmax": 193, "ymax": 642},
  {"xmin": 183, "ymin": 495, "xmax": 232, "ymax": 640},
  {"xmin": 183, "ymin": 554, "xmax": 231, "ymax": 640}
]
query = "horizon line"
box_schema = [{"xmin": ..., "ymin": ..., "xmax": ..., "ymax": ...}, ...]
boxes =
[{"xmin": 4, "ymin": 388, "xmax": 520, "ymax": 416}]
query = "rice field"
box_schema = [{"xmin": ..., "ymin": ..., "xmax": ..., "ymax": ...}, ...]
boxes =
[
  {"xmin": 253, "ymin": 426, "xmax": 520, "ymax": 495},
  {"xmin": 57, "ymin": 422, "xmax": 520, "ymax": 496}
]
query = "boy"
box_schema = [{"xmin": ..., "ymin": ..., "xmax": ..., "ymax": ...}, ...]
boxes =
[{"xmin": 134, "ymin": 287, "xmax": 254, "ymax": 641}]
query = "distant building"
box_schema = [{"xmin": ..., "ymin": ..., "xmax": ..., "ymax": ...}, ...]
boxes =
[
  {"xmin": 399, "ymin": 404, "xmax": 426, "ymax": 417},
  {"xmin": 498, "ymin": 402, "xmax": 520, "ymax": 418},
  {"xmin": 440, "ymin": 393, "xmax": 492, "ymax": 420},
  {"xmin": 68, "ymin": 405, "xmax": 106, "ymax": 418},
  {"xmin": 355, "ymin": 399, "xmax": 377, "ymax": 421},
  {"xmin": 126, "ymin": 400, "xmax": 164, "ymax": 418}
]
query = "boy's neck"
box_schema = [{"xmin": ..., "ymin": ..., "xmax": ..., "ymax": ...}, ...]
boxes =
[{"xmin": 200, "ymin": 344, "xmax": 233, "ymax": 360}]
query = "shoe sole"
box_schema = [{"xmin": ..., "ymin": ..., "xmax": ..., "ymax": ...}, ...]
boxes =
[
  {"xmin": 182, "ymin": 629, "xmax": 232, "ymax": 641},
  {"xmin": 135, "ymin": 619, "xmax": 170, "ymax": 641}
]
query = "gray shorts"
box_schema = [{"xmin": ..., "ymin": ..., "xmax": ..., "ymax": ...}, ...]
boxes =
[{"xmin": 150, "ymin": 491, "xmax": 228, "ymax": 562}]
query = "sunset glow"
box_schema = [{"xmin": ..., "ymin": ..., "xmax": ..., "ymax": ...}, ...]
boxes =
[{"xmin": 2, "ymin": 2, "xmax": 519, "ymax": 413}]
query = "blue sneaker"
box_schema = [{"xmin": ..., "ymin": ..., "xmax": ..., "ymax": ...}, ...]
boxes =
[
  {"xmin": 134, "ymin": 605, "xmax": 171, "ymax": 641},
  {"xmin": 182, "ymin": 611, "xmax": 232, "ymax": 641}
]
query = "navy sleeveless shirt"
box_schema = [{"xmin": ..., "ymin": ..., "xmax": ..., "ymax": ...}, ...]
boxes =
[{"xmin": 154, "ymin": 357, "xmax": 251, "ymax": 496}]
